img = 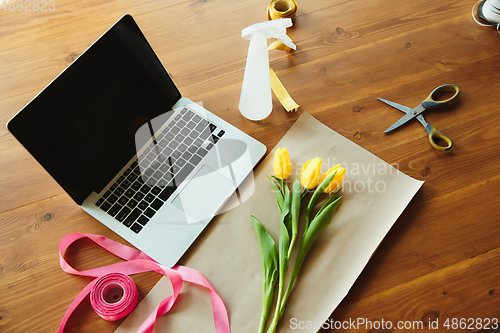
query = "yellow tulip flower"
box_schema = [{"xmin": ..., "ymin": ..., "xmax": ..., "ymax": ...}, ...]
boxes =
[
  {"xmin": 273, "ymin": 148, "xmax": 292, "ymax": 179},
  {"xmin": 301, "ymin": 157, "xmax": 322, "ymax": 189},
  {"xmin": 319, "ymin": 164, "xmax": 346, "ymax": 193}
]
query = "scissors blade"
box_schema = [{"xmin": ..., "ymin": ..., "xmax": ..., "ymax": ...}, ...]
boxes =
[
  {"xmin": 384, "ymin": 112, "xmax": 416, "ymax": 133},
  {"xmin": 415, "ymin": 114, "xmax": 428, "ymax": 129},
  {"xmin": 377, "ymin": 97, "xmax": 413, "ymax": 114}
]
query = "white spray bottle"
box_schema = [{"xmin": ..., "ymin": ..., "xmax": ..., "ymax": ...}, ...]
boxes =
[{"xmin": 239, "ymin": 18, "xmax": 296, "ymax": 121}]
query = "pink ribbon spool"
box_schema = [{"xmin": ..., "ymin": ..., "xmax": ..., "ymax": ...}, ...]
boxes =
[
  {"xmin": 58, "ymin": 233, "xmax": 231, "ymax": 333},
  {"xmin": 89, "ymin": 273, "xmax": 138, "ymax": 321}
]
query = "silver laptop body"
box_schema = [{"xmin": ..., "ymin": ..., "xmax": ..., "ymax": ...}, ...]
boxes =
[{"xmin": 7, "ymin": 14, "xmax": 266, "ymax": 266}]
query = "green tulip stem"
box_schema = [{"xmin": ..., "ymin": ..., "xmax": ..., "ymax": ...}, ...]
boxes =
[
  {"xmin": 287, "ymin": 176, "xmax": 301, "ymax": 259},
  {"xmin": 267, "ymin": 269, "xmax": 286, "ymax": 333},
  {"xmin": 259, "ymin": 285, "xmax": 275, "ymax": 333}
]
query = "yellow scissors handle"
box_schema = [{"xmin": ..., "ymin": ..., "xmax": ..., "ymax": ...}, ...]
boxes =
[
  {"xmin": 425, "ymin": 123, "xmax": 453, "ymax": 151},
  {"xmin": 421, "ymin": 84, "xmax": 460, "ymax": 109}
]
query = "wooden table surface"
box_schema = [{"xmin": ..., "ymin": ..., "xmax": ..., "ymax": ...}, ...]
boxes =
[{"xmin": 1, "ymin": 0, "xmax": 500, "ymax": 332}]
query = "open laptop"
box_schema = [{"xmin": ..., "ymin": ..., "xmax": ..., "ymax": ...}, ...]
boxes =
[{"xmin": 6, "ymin": 14, "xmax": 266, "ymax": 266}]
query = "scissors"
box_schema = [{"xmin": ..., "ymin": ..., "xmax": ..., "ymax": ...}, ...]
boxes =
[{"xmin": 378, "ymin": 84, "xmax": 460, "ymax": 151}]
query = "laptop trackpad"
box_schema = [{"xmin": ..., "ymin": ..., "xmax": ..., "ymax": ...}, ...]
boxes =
[{"xmin": 172, "ymin": 164, "xmax": 235, "ymax": 224}]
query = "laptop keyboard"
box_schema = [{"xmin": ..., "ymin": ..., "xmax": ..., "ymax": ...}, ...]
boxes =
[{"xmin": 94, "ymin": 107, "xmax": 225, "ymax": 234}]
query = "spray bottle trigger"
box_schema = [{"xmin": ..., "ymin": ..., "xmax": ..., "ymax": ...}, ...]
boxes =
[{"xmin": 276, "ymin": 34, "xmax": 296, "ymax": 50}]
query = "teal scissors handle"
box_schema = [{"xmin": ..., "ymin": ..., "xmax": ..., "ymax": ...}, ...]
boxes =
[
  {"xmin": 419, "ymin": 116, "xmax": 453, "ymax": 151},
  {"xmin": 421, "ymin": 84, "xmax": 460, "ymax": 110}
]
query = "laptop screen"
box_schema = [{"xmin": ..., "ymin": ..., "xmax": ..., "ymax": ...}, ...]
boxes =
[{"xmin": 7, "ymin": 15, "xmax": 182, "ymax": 205}]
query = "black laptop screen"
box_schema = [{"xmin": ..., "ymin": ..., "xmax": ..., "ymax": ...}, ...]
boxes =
[{"xmin": 7, "ymin": 15, "xmax": 182, "ymax": 205}]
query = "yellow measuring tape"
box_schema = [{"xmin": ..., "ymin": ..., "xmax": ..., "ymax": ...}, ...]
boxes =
[{"xmin": 268, "ymin": 0, "xmax": 299, "ymax": 112}]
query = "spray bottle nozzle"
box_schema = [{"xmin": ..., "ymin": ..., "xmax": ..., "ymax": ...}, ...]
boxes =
[{"xmin": 241, "ymin": 18, "xmax": 296, "ymax": 50}]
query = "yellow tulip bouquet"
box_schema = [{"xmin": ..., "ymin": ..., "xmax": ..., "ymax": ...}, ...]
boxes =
[{"xmin": 250, "ymin": 148, "xmax": 346, "ymax": 333}]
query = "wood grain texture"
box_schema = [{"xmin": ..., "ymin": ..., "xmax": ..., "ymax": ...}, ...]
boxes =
[{"xmin": 1, "ymin": 0, "xmax": 499, "ymax": 332}]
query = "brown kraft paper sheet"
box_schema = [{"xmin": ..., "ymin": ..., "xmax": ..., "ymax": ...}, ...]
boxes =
[{"xmin": 116, "ymin": 112, "xmax": 424, "ymax": 332}]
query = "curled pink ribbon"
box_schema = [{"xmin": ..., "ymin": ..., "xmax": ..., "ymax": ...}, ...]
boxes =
[{"xmin": 58, "ymin": 233, "xmax": 230, "ymax": 333}]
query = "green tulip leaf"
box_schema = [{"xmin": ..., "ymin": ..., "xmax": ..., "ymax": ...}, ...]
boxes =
[
  {"xmin": 282, "ymin": 183, "xmax": 292, "ymax": 235},
  {"xmin": 305, "ymin": 170, "xmax": 337, "ymax": 231},
  {"xmin": 250, "ymin": 215, "xmax": 279, "ymax": 333},
  {"xmin": 315, "ymin": 186, "xmax": 342, "ymax": 219},
  {"xmin": 303, "ymin": 196, "xmax": 342, "ymax": 250},
  {"xmin": 279, "ymin": 196, "xmax": 342, "ymax": 315},
  {"xmin": 267, "ymin": 175, "xmax": 284, "ymax": 212}
]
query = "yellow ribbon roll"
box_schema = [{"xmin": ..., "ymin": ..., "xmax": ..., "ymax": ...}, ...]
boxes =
[{"xmin": 268, "ymin": 0, "xmax": 298, "ymax": 21}]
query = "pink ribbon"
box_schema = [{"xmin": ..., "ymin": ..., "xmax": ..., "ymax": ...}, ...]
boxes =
[
  {"xmin": 90, "ymin": 272, "xmax": 139, "ymax": 321},
  {"xmin": 58, "ymin": 233, "xmax": 230, "ymax": 333}
]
